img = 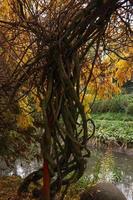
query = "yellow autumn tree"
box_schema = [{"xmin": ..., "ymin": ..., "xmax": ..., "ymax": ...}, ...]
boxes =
[
  {"xmin": 81, "ymin": 46, "xmax": 133, "ymax": 112},
  {"xmin": 0, "ymin": 1, "xmax": 132, "ymax": 200}
]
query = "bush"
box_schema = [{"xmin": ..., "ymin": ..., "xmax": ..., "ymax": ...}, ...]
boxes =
[
  {"xmin": 91, "ymin": 94, "xmax": 132, "ymax": 113},
  {"xmin": 126, "ymin": 103, "xmax": 133, "ymax": 115},
  {"xmin": 92, "ymin": 100, "xmax": 110, "ymax": 113},
  {"xmin": 109, "ymin": 96, "xmax": 127, "ymax": 112}
]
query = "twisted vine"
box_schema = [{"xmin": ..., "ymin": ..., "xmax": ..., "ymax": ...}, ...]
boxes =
[{"xmin": 0, "ymin": 0, "xmax": 132, "ymax": 199}]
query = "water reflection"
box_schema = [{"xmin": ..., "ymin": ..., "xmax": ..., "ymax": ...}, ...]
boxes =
[
  {"xmin": 85, "ymin": 149, "xmax": 133, "ymax": 200},
  {"xmin": 0, "ymin": 159, "xmax": 41, "ymax": 178},
  {"xmin": 117, "ymin": 183, "xmax": 133, "ymax": 200},
  {"xmin": 0, "ymin": 150, "xmax": 133, "ymax": 199}
]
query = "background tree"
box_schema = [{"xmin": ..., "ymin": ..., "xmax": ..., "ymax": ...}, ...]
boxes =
[{"xmin": 0, "ymin": 0, "xmax": 132, "ymax": 200}]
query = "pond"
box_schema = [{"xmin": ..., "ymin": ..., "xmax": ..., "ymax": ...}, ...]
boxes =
[
  {"xmin": 0, "ymin": 149, "xmax": 133, "ymax": 200},
  {"xmin": 84, "ymin": 149, "xmax": 133, "ymax": 200}
]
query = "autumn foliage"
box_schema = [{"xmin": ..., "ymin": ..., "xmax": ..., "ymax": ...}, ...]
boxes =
[{"xmin": 0, "ymin": 0, "xmax": 132, "ymax": 200}]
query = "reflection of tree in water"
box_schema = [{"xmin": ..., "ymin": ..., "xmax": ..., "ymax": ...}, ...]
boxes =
[
  {"xmin": 99, "ymin": 150, "xmax": 122, "ymax": 182},
  {"xmin": 88, "ymin": 149, "xmax": 121, "ymax": 184},
  {"xmin": 0, "ymin": 159, "xmax": 11, "ymax": 176},
  {"xmin": 84, "ymin": 149, "xmax": 133, "ymax": 200},
  {"xmin": 0, "ymin": 159, "xmax": 41, "ymax": 177},
  {"xmin": 117, "ymin": 183, "xmax": 133, "ymax": 200},
  {"xmin": 0, "ymin": 0, "xmax": 132, "ymax": 199}
]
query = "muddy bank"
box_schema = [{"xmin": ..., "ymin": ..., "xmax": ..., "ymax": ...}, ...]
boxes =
[{"xmin": 87, "ymin": 139, "xmax": 133, "ymax": 156}]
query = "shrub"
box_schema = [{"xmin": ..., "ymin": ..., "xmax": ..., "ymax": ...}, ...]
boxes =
[
  {"xmin": 92, "ymin": 100, "xmax": 109, "ymax": 113},
  {"xmin": 109, "ymin": 96, "xmax": 127, "ymax": 112},
  {"xmin": 126, "ymin": 103, "xmax": 133, "ymax": 115},
  {"xmin": 91, "ymin": 94, "xmax": 132, "ymax": 113}
]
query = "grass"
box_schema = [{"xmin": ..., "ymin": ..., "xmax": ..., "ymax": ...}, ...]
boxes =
[
  {"xmin": 93, "ymin": 117, "xmax": 133, "ymax": 143},
  {"xmin": 91, "ymin": 94, "xmax": 133, "ymax": 145},
  {"xmin": 92, "ymin": 112, "xmax": 133, "ymax": 121},
  {"xmin": 92, "ymin": 94, "xmax": 133, "ymax": 114}
]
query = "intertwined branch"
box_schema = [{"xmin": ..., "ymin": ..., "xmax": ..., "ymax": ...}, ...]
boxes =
[{"xmin": 0, "ymin": 0, "xmax": 132, "ymax": 199}]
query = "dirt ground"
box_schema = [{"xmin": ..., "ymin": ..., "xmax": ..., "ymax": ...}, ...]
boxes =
[{"xmin": 0, "ymin": 176, "xmax": 81, "ymax": 200}]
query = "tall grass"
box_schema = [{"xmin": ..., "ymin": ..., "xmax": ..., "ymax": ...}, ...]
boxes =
[{"xmin": 92, "ymin": 94, "xmax": 133, "ymax": 114}]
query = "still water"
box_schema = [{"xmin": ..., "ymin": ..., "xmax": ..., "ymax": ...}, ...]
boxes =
[
  {"xmin": 84, "ymin": 149, "xmax": 133, "ymax": 200},
  {"xmin": 0, "ymin": 149, "xmax": 133, "ymax": 199}
]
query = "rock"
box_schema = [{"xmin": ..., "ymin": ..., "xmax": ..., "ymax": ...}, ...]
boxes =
[{"xmin": 80, "ymin": 182, "xmax": 126, "ymax": 200}]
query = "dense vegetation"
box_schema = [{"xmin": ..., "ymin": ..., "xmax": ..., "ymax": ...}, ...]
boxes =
[
  {"xmin": 91, "ymin": 94, "xmax": 133, "ymax": 147},
  {"xmin": 0, "ymin": 1, "xmax": 132, "ymax": 200}
]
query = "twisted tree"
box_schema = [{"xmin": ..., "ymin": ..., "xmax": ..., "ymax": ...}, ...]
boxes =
[{"xmin": 0, "ymin": 0, "xmax": 132, "ymax": 199}]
